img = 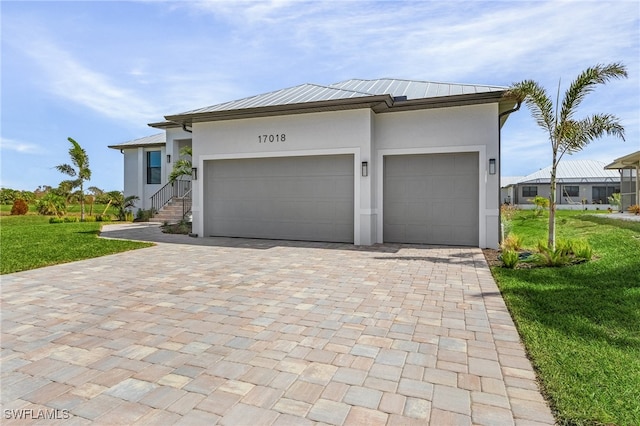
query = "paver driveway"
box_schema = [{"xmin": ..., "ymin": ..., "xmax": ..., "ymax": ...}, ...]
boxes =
[{"xmin": 1, "ymin": 224, "xmax": 554, "ymax": 425}]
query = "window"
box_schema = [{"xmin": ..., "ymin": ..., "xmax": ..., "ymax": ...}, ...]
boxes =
[
  {"xmin": 522, "ymin": 186, "xmax": 537, "ymax": 197},
  {"xmin": 592, "ymin": 186, "xmax": 620, "ymax": 204},
  {"xmin": 147, "ymin": 151, "xmax": 161, "ymax": 184},
  {"xmin": 563, "ymin": 185, "xmax": 579, "ymax": 197}
]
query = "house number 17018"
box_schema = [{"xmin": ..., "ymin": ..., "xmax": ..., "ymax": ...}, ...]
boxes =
[{"xmin": 258, "ymin": 134, "xmax": 286, "ymax": 143}]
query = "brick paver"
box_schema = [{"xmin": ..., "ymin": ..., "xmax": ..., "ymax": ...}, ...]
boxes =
[{"xmin": 0, "ymin": 223, "xmax": 555, "ymax": 424}]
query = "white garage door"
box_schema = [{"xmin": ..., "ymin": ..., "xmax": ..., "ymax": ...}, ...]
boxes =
[
  {"xmin": 384, "ymin": 152, "xmax": 479, "ymax": 246},
  {"xmin": 203, "ymin": 155, "xmax": 354, "ymax": 243}
]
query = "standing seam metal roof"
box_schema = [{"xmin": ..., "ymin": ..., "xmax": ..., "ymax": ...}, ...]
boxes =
[
  {"xmin": 171, "ymin": 78, "xmax": 506, "ymax": 116},
  {"xmin": 517, "ymin": 160, "xmax": 619, "ymax": 183}
]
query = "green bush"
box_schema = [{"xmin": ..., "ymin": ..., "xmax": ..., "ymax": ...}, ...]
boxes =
[
  {"xmin": 49, "ymin": 217, "xmax": 64, "ymax": 224},
  {"xmin": 95, "ymin": 214, "xmax": 111, "ymax": 222},
  {"xmin": 534, "ymin": 239, "xmax": 593, "ymax": 266},
  {"xmin": 10, "ymin": 199, "xmax": 29, "ymax": 215},
  {"xmin": 501, "ymin": 233, "xmax": 523, "ymax": 251},
  {"xmin": 83, "ymin": 216, "xmax": 97, "ymax": 222},
  {"xmin": 63, "ymin": 216, "xmax": 79, "ymax": 223},
  {"xmin": 36, "ymin": 193, "xmax": 66, "ymax": 216},
  {"xmin": 501, "ymin": 249, "xmax": 520, "ymax": 269},
  {"xmin": 569, "ymin": 239, "xmax": 593, "ymax": 261},
  {"xmin": 135, "ymin": 208, "xmax": 154, "ymax": 222}
]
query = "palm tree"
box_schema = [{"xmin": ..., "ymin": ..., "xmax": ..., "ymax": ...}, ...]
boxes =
[
  {"xmin": 103, "ymin": 191, "xmax": 139, "ymax": 221},
  {"xmin": 168, "ymin": 146, "xmax": 193, "ymax": 183},
  {"xmin": 505, "ymin": 63, "xmax": 627, "ymax": 249},
  {"xmin": 56, "ymin": 137, "xmax": 91, "ymax": 221}
]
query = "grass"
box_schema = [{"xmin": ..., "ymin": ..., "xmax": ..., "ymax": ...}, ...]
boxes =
[
  {"xmin": 0, "ymin": 213, "xmax": 152, "ymax": 274},
  {"xmin": 494, "ymin": 210, "xmax": 640, "ymax": 425}
]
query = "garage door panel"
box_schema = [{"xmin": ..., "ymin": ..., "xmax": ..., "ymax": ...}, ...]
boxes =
[
  {"xmin": 384, "ymin": 153, "xmax": 479, "ymax": 246},
  {"xmin": 205, "ymin": 155, "xmax": 354, "ymax": 243}
]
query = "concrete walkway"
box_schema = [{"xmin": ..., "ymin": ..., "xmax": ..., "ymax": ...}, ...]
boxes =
[{"xmin": 1, "ymin": 224, "xmax": 555, "ymax": 425}]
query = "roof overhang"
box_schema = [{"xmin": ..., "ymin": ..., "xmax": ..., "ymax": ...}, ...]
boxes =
[
  {"xmin": 152, "ymin": 91, "xmax": 506, "ymax": 128},
  {"xmin": 604, "ymin": 151, "xmax": 640, "ymax": 169},
  {"xmin": 107, "ymin": 142, "xmax": 165, "ymax": 150}
]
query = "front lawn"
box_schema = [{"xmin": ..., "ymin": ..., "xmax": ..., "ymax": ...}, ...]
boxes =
[
  {"xmin": 492, "ymin": 210, "xmax": 640, "ymax": 425},
  {"xmin": 0, "ymin": 214, "xmax": 152, "ymax": 274}
]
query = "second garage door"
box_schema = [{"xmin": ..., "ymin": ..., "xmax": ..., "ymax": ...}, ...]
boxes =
[
  {"xmin": 203, "ymin": 155, "xmax": 354, "ymax": 242},
  {"xmin": 384, "ymin": 152, "xmax": 479, "ymax": 246}
]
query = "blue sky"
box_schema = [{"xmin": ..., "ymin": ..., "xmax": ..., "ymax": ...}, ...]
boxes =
[{"xmin": 2, "ymin": 0, "xmax": 639, "ymax": 191}]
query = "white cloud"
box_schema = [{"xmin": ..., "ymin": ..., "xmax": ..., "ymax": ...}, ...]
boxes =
[
  {"xmin": 0, "ymin": 137, "xmax": 42, "ymax": 154},
  {"xmin": 17, "ymin": 37, "xmax": 162, "ymax": 126}
]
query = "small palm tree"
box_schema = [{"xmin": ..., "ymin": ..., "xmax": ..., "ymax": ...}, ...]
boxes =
[
  {"xmin": 56, "ymin": 137, "xmax": 91, "ymax": 221},
  {"xmin": 168, "ymin": 146, "xmax": 193, "ymax": 183},
  {"xmin": 505, "ymin": 63, "xmax": 627, "ymax": 250},
  {"xmin": 104, "ymin": 191, "xmax": 139, "ymax": 221}
]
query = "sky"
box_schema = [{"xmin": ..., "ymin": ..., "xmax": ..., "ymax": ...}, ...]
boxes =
[{"xmin": 1, "ymin": 0, "xmax": 639, "ymax": 192}]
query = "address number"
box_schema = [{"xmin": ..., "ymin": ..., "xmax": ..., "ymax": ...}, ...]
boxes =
[{"xmin": 258, "ymin": 134, "xmax": 286, "ymax": 143}]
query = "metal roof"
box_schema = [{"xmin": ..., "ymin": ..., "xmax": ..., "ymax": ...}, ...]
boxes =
[
  {"xmin": 161, "ymin": 78, "xmax": 508, "ymax": 125},
  {"xmin": 501, "ymin": 176, "xmax": 526, "ymax": 187},
  {"xmin": 517, "ymin": 160, "xmax": 619, "ymax": 184},
  {"xmin": 108, "ymin": 133, "xmax": 165, "ymax": 149},
  {"xmin": 604, "ymin": 150, "xmax": 640, "ymax": 169},
  {"xmin": 330, "ymin": 78, "xmax": 505, "ymax": 100}
]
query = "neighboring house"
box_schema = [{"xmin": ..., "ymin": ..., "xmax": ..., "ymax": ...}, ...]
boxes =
[
  {"xmin": 502, "ymin": 160, "xmax": 620, "ymax": 207},
  {"xmin": 605, "ymin": 150, "xmax": 640, "ymax": 211},
  {"xmin": 110, "ymin": 78, "xmax": 520, "ymax": 249}
]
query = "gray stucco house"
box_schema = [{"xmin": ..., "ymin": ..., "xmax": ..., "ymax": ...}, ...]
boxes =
[{"xmin": 110, "ymin": 78, "xmax": 519, "ymax": 249}]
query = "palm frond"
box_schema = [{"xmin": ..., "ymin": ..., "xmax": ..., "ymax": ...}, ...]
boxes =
[
  {"xmin": 505, "ymin": 80, "xmax": 555, "ymax": 135},
  {"xmin": 559, "ymin": 114, "xmax": 625, "ymax": 156},
  {"xmin": 55, "ymin": 164, "xmax": 76, "ymax": 177},
  {"xmin": 559, "ymin": 63, "xmax": 627, "ymax": 124}
]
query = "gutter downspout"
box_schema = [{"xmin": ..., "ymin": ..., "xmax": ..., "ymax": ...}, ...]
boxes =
[
  {"xmin": 182, "ymin": 123, "xmax": 192, "ymax": 133},
  {"xmin": 497, "ymin": 100, "xmax": 522, "ymax": 244}
]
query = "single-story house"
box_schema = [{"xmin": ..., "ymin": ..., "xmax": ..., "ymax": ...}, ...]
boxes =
[
  {"xmin": 502, "ymin": 160, "xmax": 620, "ymax": 207},
  {"xmin": 110, "ymin": 78, "xmax": 520, "ymax": 249},
  {"xmin": 605, "ymin": 150, "xmax": 640, "ymax": 210}
]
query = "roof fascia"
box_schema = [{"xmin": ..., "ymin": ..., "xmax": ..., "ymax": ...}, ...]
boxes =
[
  {"xmin": 383, "ymin": 91, "xmax": 506, "ymax": 113},
  {"xmin": 107, "ymin": 142, "xmax": 165, "ymax": 150},
  {"xmin": 164, "ymin": 95, "xmax": 393, "ymax": 125}
]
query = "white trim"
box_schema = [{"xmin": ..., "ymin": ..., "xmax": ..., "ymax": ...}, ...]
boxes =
[
  {"xmin": 196, "ymin": 148, "xmax": 362, "ymax": 245},
  {"xmin": 376, "ymin": 145, "xmax": 487, "ymax": 246}
]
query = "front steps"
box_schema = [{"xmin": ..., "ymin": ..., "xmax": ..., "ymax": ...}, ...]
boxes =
[{"xmin": 150, "ymin": 198, "xmax": 191, "ymax": 224}]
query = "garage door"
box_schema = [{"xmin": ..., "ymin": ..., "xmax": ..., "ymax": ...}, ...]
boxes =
[
  {"xmin": 204, "ymin": 155, "xmax": 354, "ymax": 242},
  {"xmin": 384, "ymin": 152, "xmax": 479, "ymax": 246}
]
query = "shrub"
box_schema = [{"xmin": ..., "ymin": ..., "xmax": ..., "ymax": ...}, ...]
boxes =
[
  {"xmin": 534, "ymin": 239, "xmax": 593, "ymax": 267},
  {"xmin": 501, "ymin": 249, "xmax": 520, "ymax": 269},
  {"xmin": 95, "ymin": 214, "xmax": 111, "ymax": 222},
  {"xmin": 532, "ymin": 196, "xmax": 550, "ymax": 217},
  {"xmin": 608, "ymin": 192, "xmax": 621, "ymax": 210},
  {"xmin": 36, "ymin": 194, "xmax": 66, "ymax": 216},
  {"xmin": 83, "ymin": 215, "xmax": 97, "ymax": 222},
  {"xmin": 501, "ymin": 233, "xmax": 523, "ymax": 251},
  {"xmin": 63, "ymin": 216, "xmax": 79, "ymax": 223},
  {"xmin": 135, "ymin": 208, "xmax": 154, "ymax": 222},
  {"xmin": 570, "ymin": 239, "xmax": 593, "ymax": 261},
  {"xmin": 10, "ymin": 199, "xmax": 29, "ymax": 215},
  {"xmin": 49, "ymin": 217, "xmax": 64, "ymax": 224},
  {"xmin": 628, "ymin": 204, "xmax": 640, "ymax": 215}
]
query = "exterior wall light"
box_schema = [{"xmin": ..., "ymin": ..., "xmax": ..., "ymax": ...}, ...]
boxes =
[
  {"xmin": 361, "ymin": 161, "xmax": 368, "ymax": 177},
  {"xmin": 167, "ymin": 154, "xmax": 171, "ymax": 163},
  {"xmin": 191, "ymin": 167, "xmax": 198, "ymax": 180},
  {"xmin": 489, "ymin": 158, "xmax": 496, "ymax": 175}
]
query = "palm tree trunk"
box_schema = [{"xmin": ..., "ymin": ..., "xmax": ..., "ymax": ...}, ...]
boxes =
[
  {"xmin": 548, "ymin": 157, "xmax": 557, "ymax": 250},
  {"xmin": 80, "ymin": 183, "xmax": 85, "ymax": 221}
]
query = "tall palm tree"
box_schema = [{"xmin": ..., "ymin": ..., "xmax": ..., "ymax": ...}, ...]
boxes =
[
  {"xmin": 56, "ymin": 137, "xmax": 91, "ymax": 221},
  {"xmin": 505, "ymin": 63, "xmax": 627, "ymax": 249}
]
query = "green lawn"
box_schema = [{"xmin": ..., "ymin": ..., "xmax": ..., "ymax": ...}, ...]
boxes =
[
  {"xmin": 493, "ymin": 210, "xmax": 640, "ymax": 425},
  {"xmin": 0, "ymin": 214, "xmax": 152, "ymax": 274}
]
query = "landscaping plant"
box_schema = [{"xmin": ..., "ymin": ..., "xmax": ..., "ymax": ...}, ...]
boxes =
[
  {"xmin": 505, "ymin": 63, "xmax": 627, "ymax": 250},
  {"xmin": 10, "ymin": 199, "xmax": 28, "ymax": 215},
  {"xmin": 55, "ymin": 137, "xmax": 91, "ymax": 221}
]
